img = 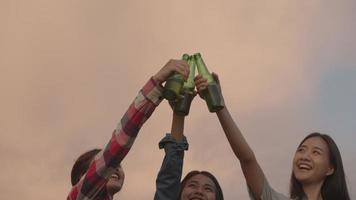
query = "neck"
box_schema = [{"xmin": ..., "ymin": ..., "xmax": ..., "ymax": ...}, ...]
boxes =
[{"xmin": 302, "ymin": 182, "xmax": 323, "ymax": 200}]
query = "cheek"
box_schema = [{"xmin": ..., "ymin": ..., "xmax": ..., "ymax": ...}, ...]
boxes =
[
  {"xmin": 181, "ymin": 187, "xmax": 192, "ymax": 198},
  {"xmin": 181, "ymin": 187, "xmax": 189, "ymax": 195},
  {"xmin": 208, "ymin": 192, "xmax": 216, "ymax": 200},
  {"xmin": 120, "ymin": 171, "xmax": 125, "ymax": 180},
  {"xmin": 117, "ymin": 167, "xmax": 125, "ymax": 180},
  {"xmin": 315, "ymin": 156, "xmax": 331, "ymax": 170},
  {"xmin": 292, "ymin": 154, "xmax": 299, "ymax": 167}
]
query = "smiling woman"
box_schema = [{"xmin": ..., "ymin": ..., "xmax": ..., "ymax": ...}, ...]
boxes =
[
  {"xmin": 194, "ymin": 73, "xmax": 351, "ymax": 200},
  {"xmin": 290, "ymin": 133, "xmax": 349, "ymax": 200},
  {"xmin": 66, "ymin": 59, "xmax": 190, "ymax": 200},
  {"xmin": 71, "ymin": 149, "xmax": 125, "ymax": 196},
  {"xmin": 154, "ymin": 84, "xmax": 224, "ymax": 200},
  {"xmin": 179, "ymin": 171, "xmax": 224, "ymax": 200}
]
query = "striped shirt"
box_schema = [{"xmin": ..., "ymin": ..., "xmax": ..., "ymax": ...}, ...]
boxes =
[{"xmin": 67, "ymin": 78, "xmax": 163, "ymax": 200}]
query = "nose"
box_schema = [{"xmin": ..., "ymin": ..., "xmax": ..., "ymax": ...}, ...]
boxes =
[
  {"xmin": 193, "ymin": 186, "xmax": 205, "ymax": 196},
  {"xmin": 300, "ymin": 150, "xmax": 312, "ymax": 161}
]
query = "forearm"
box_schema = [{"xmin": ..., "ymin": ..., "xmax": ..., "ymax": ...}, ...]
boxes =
[
  {"xmin": 216, "ymin": 106, "xmax": 255, "ymax": 162},
  {"xmin": 154, "ymin": 134, "xmax": 188, "ymax": 200},
  {"xmin": 171, "ymin": 112, "xmax": 185, "ymax": 142},
  {"xmin": 216, "ymin": 106, "xmax": 265, "ymax": 197}
]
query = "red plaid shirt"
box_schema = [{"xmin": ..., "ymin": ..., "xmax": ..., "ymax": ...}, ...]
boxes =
[{"xmin": 67, "ymin": 78, "xmax": 163, "ymax": 200}]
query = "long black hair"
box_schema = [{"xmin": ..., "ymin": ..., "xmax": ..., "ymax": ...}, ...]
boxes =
[
  {"xmin": 289, "ymin": 132, "xmax": 350, "ymax": 200},
  {"xmin": 179, "ymin": 170, "xmax": 224, "ymax": 200}
]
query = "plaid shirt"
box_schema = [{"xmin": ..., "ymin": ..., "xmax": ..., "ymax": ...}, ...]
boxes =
[{"xmin": 67, "ymin": 78, "xmax": 163, "ymax": 200}]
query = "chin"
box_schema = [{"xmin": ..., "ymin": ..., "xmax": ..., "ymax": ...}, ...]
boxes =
[
  {"xmin": 293, "ymin": 170, "xmax": 311, "ymax": 183},
  {"xmin": 106, "ymin": 180, "xmax": 123, "ymax": 194},
  {"xmin": 295, "ymin": 175, "xmax": 310, "ymax": 183},
  {"xmin": 106, "ymin": 184, "xmax": 122, "ymax": 195}
]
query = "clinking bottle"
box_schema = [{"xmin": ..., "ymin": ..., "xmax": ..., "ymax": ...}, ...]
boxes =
[
  {"xmin": 194, "ymin": 53, "xmax": 224, "ymax": 112},
  {"xmin": 174, "ymin": 55, "xmax": 196, "ymax": 116},
  {"xmin": 162, "ymin": 54, "xmax": 189, "ymax": 101}
]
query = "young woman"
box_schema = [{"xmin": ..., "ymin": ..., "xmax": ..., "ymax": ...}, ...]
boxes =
[
  {"xmin": 194, "ymin": 73, "xmax": 350, "ymax": 200},
  {"xmin": 154, "ymin": 102, "xmax": 224, "ymax": 200},
  {"xmin": 67, "ymin": 59, "xmax": 190, "ymax": 200}
]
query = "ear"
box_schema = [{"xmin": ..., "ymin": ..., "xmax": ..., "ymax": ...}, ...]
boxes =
[{"xmin": 326, "ymin": 166, "xmax": 334, "ymax": 176}]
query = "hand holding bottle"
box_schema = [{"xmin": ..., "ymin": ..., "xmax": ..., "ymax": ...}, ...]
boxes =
[
  {"xmin": 152, "ymin": 59, "xmax": 189, "ymax": 85},
  {"xmin": 194, "ymin": 72, "xmax": 225, "ymax": 111},
  {"xmin": 193, "ymin": 53, "xmax": 225, "ymax": 112}
]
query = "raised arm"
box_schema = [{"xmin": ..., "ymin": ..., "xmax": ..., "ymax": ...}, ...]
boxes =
[
  {"xmin": 67, "ymin": 59, "xmax": 189, "ymax": 200},
  {"xmin": 154, "ymin": 99, "xmax": 191, "ymax": 200},
  {"xmin": 195, "ymin": 73, "xmax": 265, "ymax": 199}
]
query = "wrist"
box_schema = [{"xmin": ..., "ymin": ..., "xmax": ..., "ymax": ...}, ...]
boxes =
[
  {"xmin": 173, "ymin": 112, "xmax": 185, "ymax": 119},
  {"xmin": 216, "ymin": 106, "xmax": 227, "ymax": 116},
  {"xmin": 152, "ymin": 74, "xmax": 163, "ymax": 84}
]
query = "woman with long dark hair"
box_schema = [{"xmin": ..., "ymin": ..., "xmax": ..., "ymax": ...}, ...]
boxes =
[{"xmin": 194, "ymin": 73, "xmax": 350, "ymax": 200}]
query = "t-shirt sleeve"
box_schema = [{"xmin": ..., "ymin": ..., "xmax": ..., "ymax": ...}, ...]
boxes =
[{"xmin": 248, "ymin": 176, "xmax": 289, "ymax": 200}]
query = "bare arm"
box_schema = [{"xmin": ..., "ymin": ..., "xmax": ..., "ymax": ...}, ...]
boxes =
[
  {"xmin": 171, "ymin": 112, "xmax": 185, "ymax": 142},
  {"xmin": 216, "ymin": 106, "xmax": 264, "ymax": 199},
  {"xmin": 195, "ymin": 73, "xmax": 265, "ymax": 199}
]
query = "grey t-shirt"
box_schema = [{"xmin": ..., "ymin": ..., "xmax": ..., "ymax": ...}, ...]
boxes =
[{"xmin": 248, "ymin": 177, "xmax": 291, "ymax": 200}]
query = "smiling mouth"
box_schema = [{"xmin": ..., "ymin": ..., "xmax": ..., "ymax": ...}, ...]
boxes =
[
  {"xmin": 297, "ymin": 162, "xmax": 312, "ymax": 170},
  {"xmin": 110, "ymin": 173, "xmax": 120, "ymax": 180},
  {"xmin": 189, "ymin": 197, "xmax": 204, "ymax": 200}
]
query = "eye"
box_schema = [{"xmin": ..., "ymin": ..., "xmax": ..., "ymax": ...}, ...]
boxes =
[
  {"xmin": 297, "ymin": 147, "xmax": 305, "ymax": 153},
  {"xmin": 187, "ymin": 183, "xmax": 198, "ymax": 188},
  {"xmin": 204, "ymin": 187, "xmax": 214, "ymax": 192},
  {"xmin": 313, "ymin": 150, "xmax": 321, "ymax": 155}
]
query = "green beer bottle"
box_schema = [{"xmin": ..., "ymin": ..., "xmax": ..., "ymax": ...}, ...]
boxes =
[
  {"xmin": 194, "ymin": 53, "xmax": 224, "ymax": 112},
  {"xmin": 162, "ymin": 54, "xmax": 189, "ymax": 101},
  {"xmin": 174, "ymin": 55, "xmax": 196, "ymax": 116}
]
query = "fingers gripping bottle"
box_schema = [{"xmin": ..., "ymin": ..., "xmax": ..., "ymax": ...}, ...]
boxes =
[
  {"xmin": 162, "ymin": 54, "xmax": 189, "ymax": 101},
  {"xmin": 194, "ymin": 53, "xmax": 224, "ymax": 112},
  {"xmin": 174, "ymin": 55, "xmax": 196, "ymax": 116}
]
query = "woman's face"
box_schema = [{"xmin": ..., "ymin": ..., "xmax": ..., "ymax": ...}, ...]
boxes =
[
  {"xmin": 292, "ymin": 136, "xmax": 334, "ymax": 185},
  {"xmin": 106, "ymin": 165, "xmax": 125, "ymax": 195},
  {"xmin": 180, "ymin": 174, "xmax": 217, "ymax": 200}
]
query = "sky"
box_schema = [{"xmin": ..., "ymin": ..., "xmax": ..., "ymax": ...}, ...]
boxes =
[{"xmin": 0, "ymin": 0, "xmax": 355, "ymax": 199}]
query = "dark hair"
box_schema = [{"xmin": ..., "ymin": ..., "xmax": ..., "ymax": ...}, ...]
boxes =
[
  {"xmin": 71, "ymin": 149, "xmax": 101, "ymax": 186},
  {"xmin": 290, "ymin": 132, "xmax": 350, "ymax": 200},
  {"xmin": 179, "ymin": 170, "xmax": 224, "ymax": 200}
]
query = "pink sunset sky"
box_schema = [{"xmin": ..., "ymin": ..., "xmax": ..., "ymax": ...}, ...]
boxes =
[{"xmin": 1, "ymin": 0, "xmax": 355, "ymax": 199}]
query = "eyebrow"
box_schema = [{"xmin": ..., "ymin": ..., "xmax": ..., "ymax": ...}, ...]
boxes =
[
  {"xmin": 300, "ymin": 145, "xmax": 324, "ymax": 152},
  {"xmin": 204, "ymin": 184, "xmax": 216, "ymax": 189},
  {"xmin": 187, "ymin": 180, "xmax": 215, "ymax": 189},
  {"xmin": 300, "ymin": 145, "xmax": 307, "ymax": 149},
  {"xmin": 313, "ymin": 146, "xmax": 324, "ymax": 152},
  {"xmin": 187, "ymin": 180, "xmax": 199, "ymax": 184}
]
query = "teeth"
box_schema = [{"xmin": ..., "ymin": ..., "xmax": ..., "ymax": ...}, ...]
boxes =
[
  {"xmin": 111, "ymin": 174, "xmax": 119, "ymax": 179},
  {"xmin": 298, "ymin": 163, "xmax": 311, "ymax": 170}
]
